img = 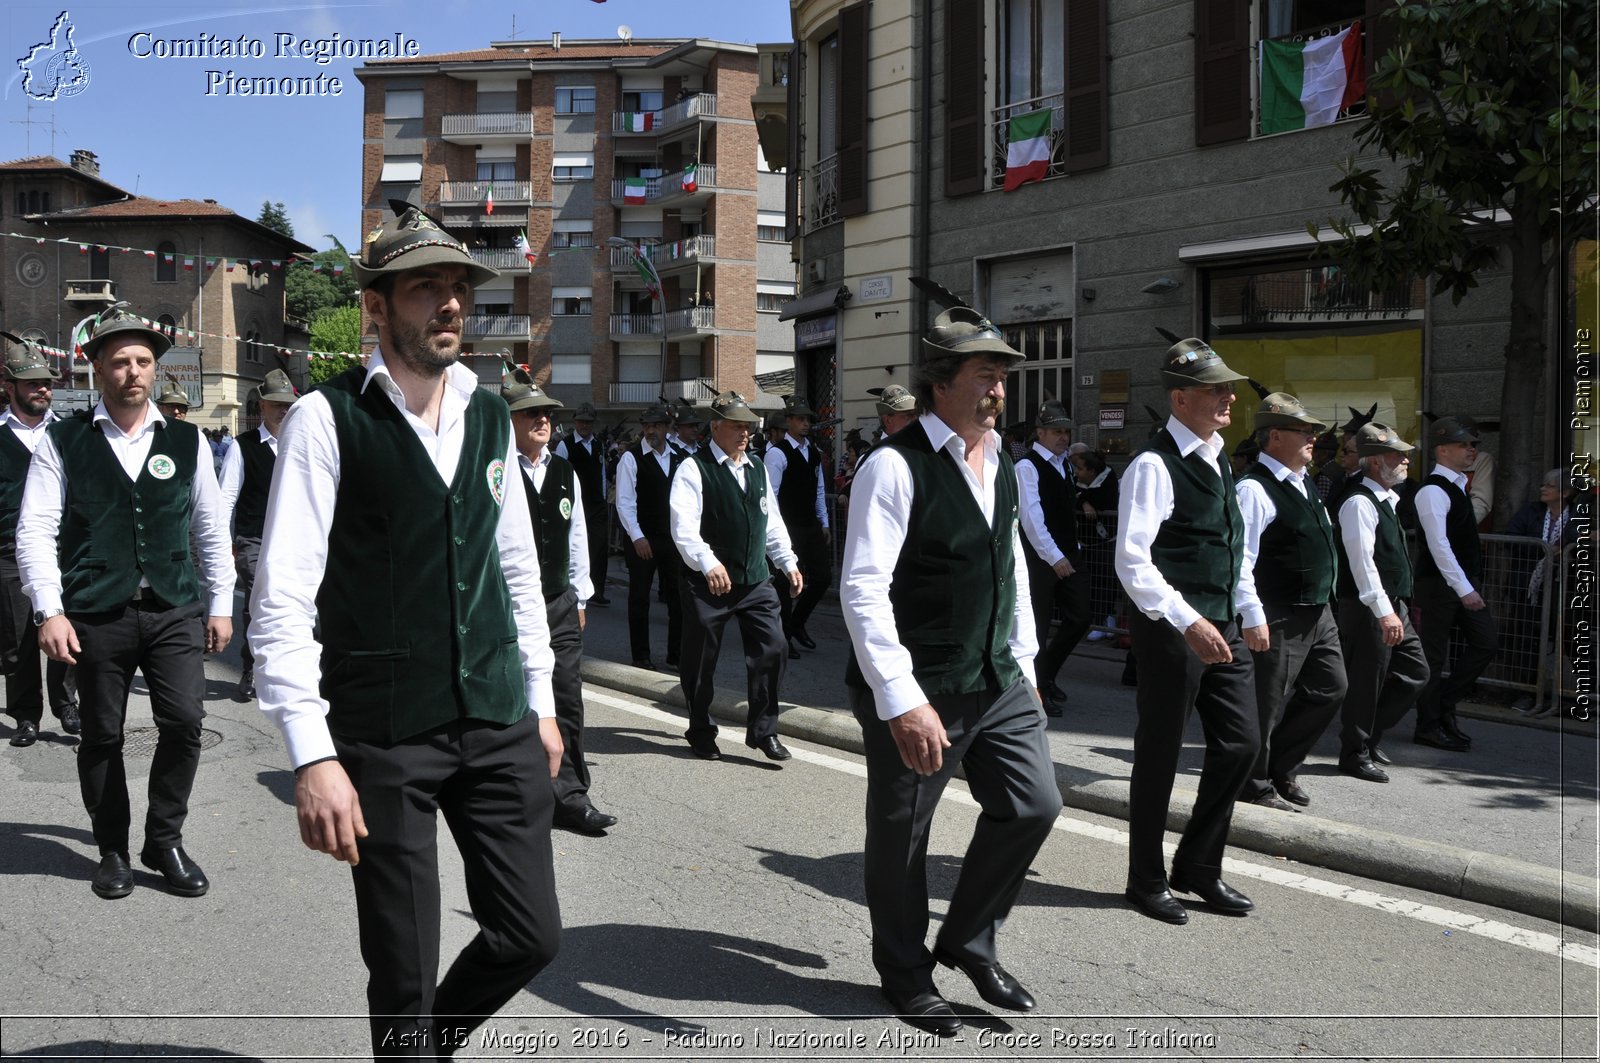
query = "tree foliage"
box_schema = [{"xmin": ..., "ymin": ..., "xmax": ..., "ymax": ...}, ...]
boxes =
[
  {"xmin": 286, "ymin": 245, "xmax": 359, "ymax": 323},
  {"xmin": 256, "ymin": 200, "xmax": 294, "ymax": 238},
  {"xmin": 307, "ymin": 304, "xmax": 364, "ymax": 385}
]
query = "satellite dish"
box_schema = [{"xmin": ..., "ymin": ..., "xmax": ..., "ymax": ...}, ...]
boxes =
[{"xmin": 617, "ymin": 24, "xmax": 633, "ymax": 42}]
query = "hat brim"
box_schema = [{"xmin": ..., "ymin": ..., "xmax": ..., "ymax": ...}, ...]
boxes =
[
  {"xmin": 1357, "ymin": 439, "xmax": 1414, "ymax": 456},
  {"xmin": 6, "ymin": 367, "xmax": 56, "ymax": 380},
  {"xmin": 353, "ymin": 244, "xmax": 499, "ymax": 289},
  {"xmin": 711, "ymin": 409, "xmax": 761, "ymax": 425},
  {"xmin": 1256, "ymin": 413, "xmax": 1328, "ymax": 433},
  {"xmin": 922, "ymin": 336, "xmax": 1026, "ymax": 362},
  {"xmin": 506, "ymin": 394, "xmax": 563, "ymax": 413},
  {"xmin": 259, "ymin": 391, "xmax": 298, "ymax": 404},
  {"xmin": 1161, "ymin": 364, "xmax": 1249, "ymax": 389},
  {"xmin": 81, "ymin": 324, "xmax": 173, "ymax": 362}
]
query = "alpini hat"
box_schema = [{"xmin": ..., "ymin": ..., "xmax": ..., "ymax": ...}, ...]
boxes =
[
  {"xmin": 501, "ymin": 365, "xmax": 562, "ymax": 413},
  {"xmin": 640, "ymin": 404, "xmax": 673, "ymax": 424},
  {"xmin": 1036, "ymin": 400, "xmax": 1074, "ymax": 429},
  {"xmin": 354, "ymin": 199, "xmax": 498, "ymax": 288},
  {"xmin": 923, "ymin": 306, "xmax": 1024, "ymax": 362},
  {"xmin": 154, "ymin": 378, "xmax": 191, "ymax": 408},
  {"xmin": 257, "ymin": 368, "xmax": 299, "ymax": 404},
  {"xmin": 781, "ymin": 395, "xmax": 819, "ymax": 421},
  {"xmin": 1355, "ymin": 422, "xmax": 1414, "ymax": 456},
  {"xmin": 675, "ymin": 402, "xmax": 705, "ymax": 427},
  {"xmin": 872, "ymin": 384, "xmax": 917, "ymax": 416},
  {"xmin": 1160, "ymin": 338, "xmax": 1247, "ymax": 390},
  {"xmin": 1430, "ymin": 415, "xmax": 1481, "ymax": 446},
  {"xmin": 573, "ymin": 402, "xmax": 597, "ymax": 421},
  {"xmin": 708, "ymin": 391, "xmax": 761, "ymax": 424},
  {"xmin": 1254, "ymin": 392, "xmax": 1327, "ymax": 432},
  {"xmin": 79, "ymin": 302, "xmax": 172, "ymax": 362},
  {"xmin": 2, "ymin": 332, "xmax": 54, "ymax": 381}
]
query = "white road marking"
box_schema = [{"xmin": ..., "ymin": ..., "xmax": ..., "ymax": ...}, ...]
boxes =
[{"xmin": 586, "ymin": 688, "xmax": 1600, "ymax": 969}]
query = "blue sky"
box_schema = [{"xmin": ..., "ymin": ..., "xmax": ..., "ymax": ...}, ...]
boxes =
[{"xmin": 3, "ymin": 1, "xmax": 792, "ymax": 252}]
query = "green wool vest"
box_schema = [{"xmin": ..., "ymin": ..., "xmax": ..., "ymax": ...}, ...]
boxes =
[
  {"xmin": 1242, "ymin": 464, "xmax": 1338, "ymax": 606},
  {"xmin": 1334, "ymin": 480, "xmax": 1414, "ymax": 600},
  {"xmin": 315, "ymin": 368, "xmax": 526, "ymax": 745},
  {"xmin": 0, "ymin": 426, "xmax": 33, "ymax": 547},
  {"xmin": 523, "ymin": 454, "xmax": 574, "ymax": 599},
  {"xmin": 693, "ymin": 447, "xmax": 770, "ymax": 586},
  {"xmin": 1143, "ymin": 428, "xmax": 1245, "ymax": 621},
  {"xmin": 51, "ymin": 412, "xmax": 202, "ymax": 612}
]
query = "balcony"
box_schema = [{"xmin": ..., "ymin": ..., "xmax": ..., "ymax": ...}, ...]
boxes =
[
  {"xmin": 438, "ymin": 180, "xmax": 532, "ymax": 209},
  {"xmin": 611, "ymin": 164, "xmax": 715, "ymax": 207},
  {"xmin": 441, "ymin": 112, "xmax": 534, "ymax": 142},
  {"xmin": 608, "ymin": 313, "xmax": 663, "ymax": 340},
  {"xmin": 610, "ymin": 381, "xmax": 664, "ymax": 404},
  {"xmin": 803, "ymin": 154, "xmax": 839, "ymax": 233},
  {"xmin": 470, "ymin": 248, "xmax": 530, "ymax": 270},
  {"xmin": 62, "ymin": 278, "xmax": 117, "ymax": 308},
  {"xmin": 664, "ymin": 305, "xmax": 715, "ymax": 338},
  {"xmin": 464, "ymin": 313, "xmax": 531, "ymax": 340},
  {"xmin": 988, "ymin": 94, "xmax": 1066, "ymax": 191},
  {"xmin": 664, "ymin": 377, "xmax": 717, "ymax": 402},
  {"xmin": 611, "ymin": 93, "xmax": 718, "ymax": 136},
  {"xmin": 608, "ymin": 236, "xmax": 715, "ymax": 274},
  {"xmin": 752, "ymin": 47, "xmax": 790, "ymax": 170}
]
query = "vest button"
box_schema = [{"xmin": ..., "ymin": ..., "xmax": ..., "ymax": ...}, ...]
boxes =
[
  {"xmin": 457, "ymin": 581, "xmax": 467, "ymax": 591},
  {"xmin": 452, "ymin": 495, "xmax": 463, "ymax": 505},
  {"xmin": 459, "ymin": 667, "xmax": 470, "ymax": 678},
  {"xmin": 134, "ymin": 507, "xmax": 143, "ymax": 514},
  {"xmin": 454, "ymin": 536, "xmax": 465, "ymax": 546}
]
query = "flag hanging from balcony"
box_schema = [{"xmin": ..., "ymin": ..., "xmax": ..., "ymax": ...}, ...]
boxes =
[
  {"xmin": 481, "ymin": 184, "xmax": 495, "ymax": 215},
  {"xmin": 630, "ymin": 246, "xmax": 663, "ymax": 303},
  {"xmin": 628, "ymin": 112, "xmax": 654, "ymax": 133},
  {"xmin": 1259, "ymin": 21, "xmax": 1365, "ymax": 134},
  {"xmin": 624, "ymin": 177, "xmax": 648, "ymax": 204},
  {"xmin": 681, "ymin": 165, "xmax": 697, "ymax": 194},
  {"xmin": 514, "ymin": 229, "xmax": 538, "ymax": 268},
  {"xmin": 1003, "ymin": 109, "xmax": 1052, "ymax": 192}
]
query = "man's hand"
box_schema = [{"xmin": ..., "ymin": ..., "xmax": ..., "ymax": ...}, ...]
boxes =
[
  {"xmin": 295, "ymin": 760, "xmax": 367, "ymax": 865},
  {"xmin": 1052, "ymin": 558, "xmax": 1075, "ymax": 579},
  {"xmin": 37, "ymin": 615, "xmax": 78, "ymax": 664},
  {"xmin": 1462, "ymin": 591, "xmax": 1487, "ymax": 612},
  {"xmin": 1242, "ymin": 624, "xmax": 1271, "ymax": 653},
  {"xmin": 578, "ymin": 608, "xmax": 587, "ymax": 633},
  {"xmin": 787, "ymin": 568, "xmax": 804, "ymax": 599},
  {"xmin": 887, "ymin": 704, "xmax": 950, "ymax": 776},
  {"xmin": 632, "ymin": 537, "xmax": 653, "ymax": 561},
  {"xmin": 205, "ymin": 617, "xmax": 233, "ymax": 654},
  {"xmin": 706, "ymin": 564, "xmax": 733, "ymax": 596},
  {"xmin": 1378, "ymin": 612, "xmax": 1404, "ymax": 647},
  {"xmin": 1183, "ymin": 618, "xmax": 1233, "ymax": 665},
  {"xmin": 538, "ymin": 716, "xmax": 564, "ymax": 779}
]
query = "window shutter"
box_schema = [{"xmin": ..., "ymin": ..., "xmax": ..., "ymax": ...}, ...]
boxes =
[
  {"xmin": 944, "ymin": 0, "xmax": 987, "ymax": 197},
  {"xmin": 1193, "ymin": 0, "xmax": 1250, "ymax": 146},
  {"xmin": 1062, "ymin": 0, "xmax": 1110, "ymax": 172},
  {"xmin": 836, "ymin": 2, "xmax": 870, "ymax": 218},
  {"xmin": 786, "ymin": 44, "xmax": 802, "ymax": 240}
]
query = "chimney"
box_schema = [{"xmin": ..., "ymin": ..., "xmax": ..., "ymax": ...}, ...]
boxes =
[
  {"xmin": 70, "ymin": 149, "xmax": 99, "ymax": 176},
  {"xmin": 551, "ymin": 31, "xmax": 561, "ymax": 51}
]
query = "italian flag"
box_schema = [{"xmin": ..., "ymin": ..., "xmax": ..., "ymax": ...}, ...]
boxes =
[
  {"xmin": 1259, "ymin": 22, "xmax": 1365, "ymax": 135},
  {"xmin": 514, "ymin": 230, "xmax": 537, "ymax": 267},
  {"xmin": 1003, "ymin": 109, "xmax": 1051, "ymax": 192},
  {"xmin": 481, "ymin": 184, "xmax": 495, "ymax": 215},
  {"xmin": 681, "ymin": 164, "xmax": 697, "ymax": 194},
  {"xmin": 628, "ymin": 112, "xmax": 654, "ymax": 132},
  {"xmin": 624, "ymin": 177, "xmax": 648, "ymax": 204}
]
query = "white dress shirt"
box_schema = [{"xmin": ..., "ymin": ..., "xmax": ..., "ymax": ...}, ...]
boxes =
[
  {"xmin": 841, "ymin": 412, "xmax": 1037, "ymax": 721},
  {"xmin": 217, "ymin": 422, "xmax": 279, "ymax": 535},
  {"xmin": 1414, "ymin": 463, "xmax": 1475, "ymax": 596},
  {"xmin": 554, "ymin": 431, "xmax": 606, "ymax": 498},
  {"xmin": 249, "ymin": 349, "xmax": 556, "ymax": 770},
  {"xmin": 1337, "ymin": 476, "xmax": 1403, "ymax": 620},
  {"xmin": 1233, "ymin": 451, "xmax": 1317, "ymax": 629},
  {"xmin": 1015, "ymin": 440, "xmax": 1071, "ymax": 566},
  {"xmin": 669, "ymin": 440, "xmax": 798, "ymax": 576},
  {"xmin": 0, "ymin": 406, "xmax": 58, "ymax": 453},
  {"xmin": 1114, "ymin": 415, "xmax": 1228, "ymax": 631},
  {"xmin": 615, "ymin": 443, "xmax": 675, "ymax": 542},
  {"xmin": 763, "ymin": 432, "xmax": 830, "ymax": 528},
  {"xmin": 17, "ymin": 402, "xmax": 234, "ymax": 616},
  {"xmin": 519, "ymin": 447, "xmax": 592, "ymax": 603}
]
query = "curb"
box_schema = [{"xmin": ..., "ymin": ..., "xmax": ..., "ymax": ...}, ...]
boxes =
[{"xmin": 582, "ymin": 657, "xmax": 1600, "ymax": 934}]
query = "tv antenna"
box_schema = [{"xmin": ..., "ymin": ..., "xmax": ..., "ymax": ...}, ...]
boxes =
[{"xmin": 617, "ymin": 25, "xmax": 633, "ymax": 44}]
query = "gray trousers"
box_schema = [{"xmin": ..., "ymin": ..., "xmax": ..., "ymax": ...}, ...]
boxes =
[
  {"xmin": 1337, "ymin": 596, "xmax": 1428, "ymax": 757},
  {"xmin": 1241, "ymin": 602, "xmax": 1347, "ymax": 800}
]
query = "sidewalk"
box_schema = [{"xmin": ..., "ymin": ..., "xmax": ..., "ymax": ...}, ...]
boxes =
[{"xmin": 581, "ymin": 567, "xmax": 1600, "ymax": 932}]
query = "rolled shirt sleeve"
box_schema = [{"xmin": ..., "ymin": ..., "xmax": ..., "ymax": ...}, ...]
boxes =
[
  {"xmin": 1337, "ymin": 488, "xmax": 1396, "ymax": 620},
  {"xmin": 1114, "ymin": 451, "xmax": 1202, "ymax": 631}
]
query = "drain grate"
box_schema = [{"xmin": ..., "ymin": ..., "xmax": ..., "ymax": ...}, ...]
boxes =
[{"xmin": 123, "ymin": 726, "xmax": 224, "ymax": 757}]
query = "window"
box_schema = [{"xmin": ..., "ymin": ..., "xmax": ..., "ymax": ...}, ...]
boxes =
[
  {"xmin": 551, "ymin": 352, "xmax": 592, "ymax": 385},
  {"xmin": 1002, "ymin": 319, "xmax": 1074, "ymax": 422},
  {"xmin": 1002, "ymin": 0, "xmax": 1066, "ymax": 106},
  {"xmin": 156, "ymin": 241, "xmax": 177, "ymax": 283},
  {"xmin": 242, "ymin": 327, "xmax": 262, "ymax": 364},
  {"xmin": 157, "ymin": 314, "xmax": 177, "ymax": 342},
  {"xmin": 385, "ymin": 88, "xmax": 423, "ymax": 119},
  {"xmin": 551, "ymin": 222, "xmax": 593, "ymax": 249},
  {"xmin": 552, "ymin": 287, "xmax": 593, "ymax": 316},
  {"xmin": 555, "ymin": 86, "xmax": 596, "ymax": 114},
  {"xmin": 816, "ymin": 34, "xmax": 840, "ymax": 160},
  {"xmin": 622, "ymin": 90, "xmax": 664, "ymax": 112},
  {"xmin": 476, "ymin": 160, "xmax": 515, "ymax": 182},
  {"xmin": 757, "ymin": 211, "xmax": 787, "ymax": 242},
  {"xmin": 89, "ymin": 245, "xmax": 111, "ymax": 280},
  {"xmin": 380, "ymin": 155, "xmax": 423, "ymax": 182},
  {"xmin": 552, "ymin": 154, "xmax": 594, "ymax": 181},
  {"xmin": 1256, "ymin": 0, "xmax": 1368, "ymax": 135},
  {"xmin": 757, "ymin": 292, "xmax": 795, "ymax": 313}
]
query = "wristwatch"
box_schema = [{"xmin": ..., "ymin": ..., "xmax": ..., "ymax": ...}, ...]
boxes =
[{"xmin": 32, "ymin": 608, "xmax": 63, "ymax": 625}]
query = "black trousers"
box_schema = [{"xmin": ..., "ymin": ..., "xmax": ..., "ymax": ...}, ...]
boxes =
[
  {"xmin": 1241, "ymin": 602, "xmax": 1347, "ymax": 800},
  {"xmin": 1337, "ymin": 596, "xmax": 1428, "ymax": 758},
  {"xmin": 1126, "ymin": 612, "xmax": 1258, "ymax": 890},
  {"xmin": 234, "ymin": 536, "xmax": 261, "ymax": 672},
  {"xmin": 1025, "ymin": 553, "xmax": 1092, "ymax": 690},
  {"xmin": 625, "ymin": 536, "xmax": 681, "ymax": 665},
  {"xmin": 584, "ymin": 500, "xmax": 610, "ymax": 598},
  {"xmin": 776, "ymin": 524, "xmax": 831, "ymax": 637},
  {"xmin": 545, "ymin": 587, "xmax": 592, "ymax": 819},
  {"xmin": 1414, "ymin": 577, "xmax": 1498, "ymax": 728},
  {"xmin": 850, "ymin": 678, "xmax": 1060, "ymax": 994},
  {"xmin": 0, "ymin": 549, "xmax": 76, "ymax": 725},
  {"xmin": 679, "ymin": 576, "xmax": 787, "ymax": 745},
  {"xmin": 72, "ymin": 600, "xmax": 207, "ymax": 855},
  {"xmin": 333, "ymin": 715, "xmax": 561, "ymax": 1057}
]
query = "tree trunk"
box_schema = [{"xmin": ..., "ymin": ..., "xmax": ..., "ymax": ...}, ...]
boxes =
[{"xmin": 1494, "ymin": 204, "xmax": 1553, "ymax": 530}]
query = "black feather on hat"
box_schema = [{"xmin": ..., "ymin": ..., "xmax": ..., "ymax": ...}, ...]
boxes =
[{"xmin": 1340, "ymin": 403, "xmax": 1378, "ymax": 435}]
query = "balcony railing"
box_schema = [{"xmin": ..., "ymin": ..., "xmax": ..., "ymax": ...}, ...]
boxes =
[
  {"xmin": 609, "ymin": 313, "xmax": 663, "ymax": 337},
  {"xmin": 611, "ymin": 381, "xmax": 664, "ymax": 403},
  {"xmin": 988, "ymin": 93, "xmax": 1065, "ymax": 191},
  {"xmin": 611, "ymin": 92, "xmax": 719, "ymax": 134},
  {"xmin": 805, "ymin": 153, "xmax": 839, "ymax": 232},
  {"xmin": 665, "ymin": 306, "xmax": 715, "ymax": 334},
  {"xmin": 664, "ymin": 377, "xmax": 717, "ymax": 401},
  {"xmin": 464, "ymin": 313, "xmax": 531, "ymax": 339},
  {"xmin": 1256, "ymin": 19, "xmax": 1368, "ymax": 136},
  {"xmin": 611, "ymin": 163, "xmax": 715, "ymax": 204},
  {"xmin": 470, "ymin": 248, "xmax": 530, "ymax": 270},
  {"xmin": 62, "ymin": 278, "xmax": 118, "ymax": 304},
  {"xmin": 439, "ymin": 180, "xmax": 531, "ymax": 206},
  {"xmin": 441, "ymin": 112, "xmax": 533, "ymax": 137},
  {"xmin": 607, "ymin": 235, "xmax": 716, "ymax": 270}
]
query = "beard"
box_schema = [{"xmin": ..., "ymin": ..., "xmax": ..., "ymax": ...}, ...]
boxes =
[
  {"xmin": 386, "ymin": 313, "xmax": 461, "ymax": 375},
  {"xmin": 16, "ymin": 391, "xmax": 50, "ymax": 417},
  {"xmin": 1374, "ymin": 461, "xmax": 1407, "ymax": 487}
]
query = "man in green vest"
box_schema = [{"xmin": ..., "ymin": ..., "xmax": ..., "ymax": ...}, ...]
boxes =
[
  {"xmin": 668, "ymin": 390, "xmax": 800, "ymax": 760},
  {"xmin": 251, "ymin": 201, "xmax": 561, "ymax": 1055},
  {"xmin": 842, "ymin": 307, "xmax": 1060, "ymax": 1037},
  {"xmin": 1333, "ymin": 423, "xmax": 1428, "ymax": 782},
  {"xmin": 1234, "ymin": 393, "xmax": 1347, "ymax": 812},
  {"xmin": 1114, "ymin": 337, "xmax": 1258, "ymax": 926},
  {"xmin": 18, "ymin": 305, "xmax": 234, "ymax": 899},
  {"xmin": 219, "ymin": 368, "xmax": 298, "ymax": 702},
  {"xmin": 502, "ymin": 368, "xmax": 617, "ymax": 834},
  {"xmin": 154, "ymin": 378, "xmax": 192, "ymax": 421},
  {"xmin": 0, "ymin": 336, "xmax": 77, "ymax": 747}
]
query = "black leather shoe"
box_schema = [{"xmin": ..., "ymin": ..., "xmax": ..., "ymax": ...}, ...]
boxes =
[
  {"xmin": 657, "ymin": 659, "xmax": 680, "ymax": 675},
  {"xmin": 788, "ymin": 640, "xmax": 802, "ymax": 660},
  {"xmin": 1250, "ymin": 790, "xmax": 1300, "ymax": 812},
  {"xmin": 9, "ymin": 720, "xmax": 38, "ymax": 747},
  {"xmin": 1413, "ymin": 726, "xmax": 1469, "ymax": 751},
  {"xmin": 590, "ymin": 595, "xmax": 611, "ymax": 608},
  {"xmin": 59, "ymin": 706, "xmax": 81, "ymax": 736},
  {"xmin": 556, "ymin": 806, "xmax": 618, "ymax": 834},
  {"xmin": 881, "ymin": 987, "xmax": 962, "ymax": 1037},
  {"xmin": 1274, "ymin": 779, "xmax": 1311, "ymax": 807},
  {"xmin": 1366, "ymin": 742, "xmax": 1393, "ymax": 766},
  {"xmin": 1441, "ymin": 716, "xmax": 1472, "ymax": 746},
  {"xmin": 1339, "ymin": 756, "xmax": 1390, "ymax": 783},
  {"xmin": 92, "ymin": 851, "xmax": 134, "ymax": 899},
  {"xmin": 631, "ymin": 658, "xmax": 655, "ymax": 671},
  {"xmin": 1124, "ymin": 884, "xmax": 1188, "ymax": 924},
  {"xmin": 932, "ymin": 948, "xmax": 1036, "ymax": 1011},
  {"xmin": 688, "ymin": 738, "xmax": 721, "ymax": 761},
  {"xmin": 236, "ymin": 671, "xmax": 255, "ymax": 702},
  {"xmin": 1168, "ymin": 872, "xmax": 1253, "ymax": 914},
  {"xmin": 139, "ymin": 846, "xmax": 210, "ymax": 897},
  {"xmin": 794, "ymin": 628, "xmax": 817, "ymax": 650},
  {"xmin": 750, "ymin": 735, "xmax": 792, "ymax": 761},
  {"xmin": 1042, "ymin": 684, "xmax": 1066, "ymax": 718}
]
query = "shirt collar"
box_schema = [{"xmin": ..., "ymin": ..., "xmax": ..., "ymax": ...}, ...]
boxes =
[
  {"xmin": 1360, "ymin": 475, "xmax": 1399, "ymax": 502},
  {"xmin": 919, "ymin": 411, "xmax": 999, "ymax": 462},
  {"xmin": 518, "ymin": 447, "xmax": 550, "ymax": 473},
  {"xmin": 1257, "ymin": 452, "xmax": 1303, "ymax": 483},
  {"xmin": 92, "ymin": 400, "xmax": 164, "ymax": 435},
  {"xmin": 360, "ymin": 346, "xmax": 479, "ymax": 404},
  {"xmin": 1165, "ymin": 415, "xmax": 1224, "ymax": 461},
  {"xmin": 709, "ymin": 439, "xmax": 749, "ymax": 469},
  {"xmin": 1030, "ymin": 440, "xmax": 1065, "ymax": 465},
  {"xmin": 784, "ymin": 431, "xmax": 809, "ymax": 451},
  {"xmin": 0, "ymin": 406, "xmax": 57, "ymax": 428},
  {"xmin": 257, "ymin": 423, "xmax": 278, "ymax": 444},
  {"xmin": 1429, "ymin": 463, "xmax": 1469, "ymax": 489}
]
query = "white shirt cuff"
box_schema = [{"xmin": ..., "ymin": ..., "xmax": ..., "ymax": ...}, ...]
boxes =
[{"xmin": 876, "ymin": 674, "xmax": 930, "ymax": 721}]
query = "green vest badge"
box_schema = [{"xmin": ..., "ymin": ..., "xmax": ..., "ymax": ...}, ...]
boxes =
[
  {"xmin": 759, "ymin": 494, "xmax": 769, "ymax": 515},
  {"xmin": 486, "ymin": 458, "xmax": 505, "ymax": 506},
  {"xmin": 559, "ymin": 497, "xmax": 572, "ymax": 520},
  {"xmin": 146, "ymin": 454, "xmax": 177, "ymax": 480}
]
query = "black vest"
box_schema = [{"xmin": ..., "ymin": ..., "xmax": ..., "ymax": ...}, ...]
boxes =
[
  {"xmin": 1141, "ymin": 428, "xmax": 1245, "ymax": 621},
  {"xmin": 522, "ymin": 454, "xmax": 575, "ymax": 599},
  {"xmin": 563, "ymin": 433, "xmax": 604, "ymax": 513},
  {"xmin": 1333, "ymin": 480, "xmax": 1414, "ymax": 600},
  {"xmin": 1242, "ymin": 463, "xmax": 1338, "ymax": 606},
  {"xmin": 630, "ymin": 443, "xmax": 678, "ymax": 540},
  {"xmin": 0, "ymin": 423, "xmax": 34, "ymax": 547},
  {"xmin": 692, "ymin": 448, "xmax": 771, "ymax": 585},
  {"xmin": 232, "ymin": 430, "xmax": 276, "ymax": 540},
  {"xmin": 1019, "ymin": 449, "xmax": 1082, "ymax": 564},
  {"xmin": 1415, "ymin": 472, "xmax": 1483, "ymax": 586},
  {"xmin": 773, "ymin": 438, "xmax": 823, "ymax": 529}
]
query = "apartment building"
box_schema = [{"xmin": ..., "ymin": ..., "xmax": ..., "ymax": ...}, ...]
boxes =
[{"xmin": 356, "ymin": 35, "xmax": 797, "ymax": 416}]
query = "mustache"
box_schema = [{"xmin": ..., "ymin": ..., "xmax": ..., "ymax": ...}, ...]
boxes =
[{"xmin": 979, "ymin": 397, "xmax": 1005, "ymax": 415}]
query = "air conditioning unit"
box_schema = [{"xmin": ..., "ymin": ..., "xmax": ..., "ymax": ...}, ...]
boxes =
[{"xmin": 806, "ymin": 259, "xmax": 826, "ymax": 284}]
